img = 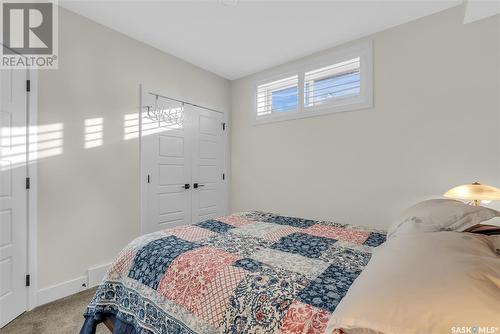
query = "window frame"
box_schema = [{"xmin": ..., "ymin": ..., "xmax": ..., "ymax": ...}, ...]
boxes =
[
  {"xmin": 256, "ymin": 74, "xmax": 299, "ymax": 116},
  {"xmin": 253, "ymin": 40, "xmax": 373, "ymax": 125},
  {"xmin": 303, "ymin": 57, "xmax": 361, "ymax": 109}
]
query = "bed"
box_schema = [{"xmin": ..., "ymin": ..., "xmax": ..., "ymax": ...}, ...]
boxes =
[{"xmin": 80, "ymin": 211, "xmax": 386, "ymax": 334}]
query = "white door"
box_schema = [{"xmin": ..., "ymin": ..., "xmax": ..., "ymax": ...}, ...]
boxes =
[
  {"xmin": 142, "ymin": 95, "xmax": 192, "ymax": 234},
  {"xmin": 0, "ymin": 69, "xmax": 28, "ymax": 327},
  {"xmin": 191, "ymin": 107, "xmax": 225, "ymax": 223},
  {"xmin": 141, "ymin": 92, "xmax": 226, "ymax": 233}
]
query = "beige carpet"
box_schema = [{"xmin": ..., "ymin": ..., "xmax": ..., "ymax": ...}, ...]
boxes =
[{"xmin": 0, "ymin": 288, "xmax": 109, "ymax": 334}]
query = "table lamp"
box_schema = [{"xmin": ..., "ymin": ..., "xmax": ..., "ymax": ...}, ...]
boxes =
[{"xmin": 444, "ymin": 182, "xmax": 500, "ymax": 206}]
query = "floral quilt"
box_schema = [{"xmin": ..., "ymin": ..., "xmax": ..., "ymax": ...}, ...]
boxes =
[{"xmin": 81, "ymin": 212, "xmax": 386, "ymax": 334}]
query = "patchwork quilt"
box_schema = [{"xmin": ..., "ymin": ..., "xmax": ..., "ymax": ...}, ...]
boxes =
[{"xmin": 81, "ymin": 212, "xmax": 386, "ymax": 334}]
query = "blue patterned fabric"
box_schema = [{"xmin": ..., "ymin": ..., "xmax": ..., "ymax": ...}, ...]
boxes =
[
  {"xmin": 297, "ymin": 265, "xmax": 362, "ymax": 312},
  {"xmin": 81, "ymin": 212, "xmax": 386, "ymax": 334},
  {"xmin": 240, "ymin": 211, "xmax": 279, "ymax": 221},
  {"xmin": 328, "ymin": 248, "xmax": 372, "ymax": 271},
  {"xmin": 271, "ymin": 232, "xmax": 337, "ymax": 258},
  {"xmin": 363, "ymin": 232, "xmax": 386, "ymax": 247},
  {"xmin": 262, "ymin": 215, "xmax": 317, "ymax": 228},
  {"xmin": 128, "ymin": 236, "xmax": 200, "ymax": 289},
  {"xmin": 201, "ymin": 232, "xmax": 271, "ymax": 257},
  {"xmin": 233, "ymin": 258, "xmax": 264, "ymax": 272},
  {"xmin": 196, "ymin": 219, "xmax": 234, "ymax": 233}
]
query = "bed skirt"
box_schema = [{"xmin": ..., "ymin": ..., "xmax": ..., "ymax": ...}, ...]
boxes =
[{"xmin": 80, "ymin": 313, "xmax": 139, "ymax": 334}]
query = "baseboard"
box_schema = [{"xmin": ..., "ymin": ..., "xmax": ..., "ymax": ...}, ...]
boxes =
[
  {"xmin": 88, "ymin": 263, "xmax": 111, "ymax": 288},
  {"xmin": 37, "ymin": 262, "xmax": 111, "ymax": 307},
  {"xmin": 37, "ymin": 276, "xmax": 88, "ymax": 307}
]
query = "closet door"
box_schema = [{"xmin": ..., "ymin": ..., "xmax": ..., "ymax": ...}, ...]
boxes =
[
  {"xmin": 142, "ymin": 96, "xmax": 192, "ymax": 234},
  {"xmin": 0, "ymin": 68, "xmax": 28, "ymax": 327},
  {"xmin": 190, "ymin": 107, "xmax": 225, "ymax": 223}
]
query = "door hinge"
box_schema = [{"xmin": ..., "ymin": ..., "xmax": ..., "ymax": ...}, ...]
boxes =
[
  {"xmin": 147, "ymin": 174, "xmax": 150, "ymax": 183},
  {"xmin": 26, "ymin": 80, "xmax": 30, "ymax": 92},
  {"xmin": 26, "ymin": 274, "xmax": 30, "ymax": 287},
  {"xmin": 222, "ymin": 123, "xmax": 226, "ymax": 131},
  {"xmin": 25, "ymin": 177, "xmax": 30, "ymax": 190},
  {"xmin": 222, "ymin": 173, "xmax": 225, "ymax": 180}
]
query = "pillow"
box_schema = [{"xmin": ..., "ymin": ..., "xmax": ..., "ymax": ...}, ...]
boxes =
[
  {"xmin": 481, "ymin": 216, "xmax": 500, "ymax": 227},
  {"xmin": 327, "ymin": 232, "xmax": 500, "ymax": 334},
  {"xmin": 388, "ymin": 199, "xmax": 499, "ymax": 239}
]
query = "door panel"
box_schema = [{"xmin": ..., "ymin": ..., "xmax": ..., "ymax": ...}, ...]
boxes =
[
  {"xmin": 191, "ymin": 107, "xmax": 224, "ymax": 223},
  {"xmin": 199, "ymin": 140, "xmax": 217, "ymax": 159},
  {"xmin": 0, "ymin": 68, "xmax": 28, "ymax": 327},
  {"xmin": 159, "ymin": 135, "xmax": 184, "ymax": 157},
  {"xmin": 158, "ymin": 165, "xmax": 185, "ymax": 186},
  {"xmin": 158, "ymin": 193, "xmax": 185, "ymax": 215},
  {"xmin": 199, "ymin": 114, "xmax": 218, "ymax": 135},
  {"xmin": 199, "ymin": 165, "xmax": 217, "ymax": 183},
  {"xmin": 142, "ymin": 95, "xmax": 192, "ymax": 233}
]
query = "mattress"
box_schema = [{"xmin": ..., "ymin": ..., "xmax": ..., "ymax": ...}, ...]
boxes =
[{"xmin": 80, "ymin": 212, "xmax": 386, "ymax": 334}]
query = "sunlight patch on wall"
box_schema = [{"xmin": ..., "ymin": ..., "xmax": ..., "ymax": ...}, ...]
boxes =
[
  {"xmin": 123, "ymin": 113, "xmax": 139, "ymax": 140},
  {"xmin": 0, "ymin": 122, "xmax": 64, "ymax": 171},
  {"xmin": 30, "ymin": 123, "xmax": 64, "ymax": 161},
  {"xmin": 84, "ymin": 118, "xmax": 103, "ymax": 149}
]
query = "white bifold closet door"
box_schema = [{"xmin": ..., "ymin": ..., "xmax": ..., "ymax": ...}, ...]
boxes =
[{"xmin": 141, "ymin": 96, "xmax": 225, "ymax": 234}]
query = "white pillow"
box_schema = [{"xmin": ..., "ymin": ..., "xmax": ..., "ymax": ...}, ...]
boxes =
[
  {"xmin": 388, "ymin": 199, "xmax": 499, "ymax": 239},
  {"xmin": 327, "ymin": 232, "xmax": 500, "ymax": 334},
  {"xmin": 481, "ymin": 216, "xmax": 500, "ymax": 227}
]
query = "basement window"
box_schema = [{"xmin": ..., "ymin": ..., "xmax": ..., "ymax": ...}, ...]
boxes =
[
  {"xmin": 304, "ymin": 58, "xmax": 360, "ymax": 108},
  {"xmin": 256, "ymin": 75, "xmax": 298, "ymax": 116},
  {"xmin": 254, "ymin": 41, "xmax": 373, "ymax": 124}
]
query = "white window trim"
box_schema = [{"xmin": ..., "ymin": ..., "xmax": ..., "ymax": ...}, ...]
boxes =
[
  {"xmin": 252, "ymin": 40, "xmax": 373, "ymax": 125},
  {"xmin": 256, "ymin": 74, "xmax": 299, "ymax": 116}
]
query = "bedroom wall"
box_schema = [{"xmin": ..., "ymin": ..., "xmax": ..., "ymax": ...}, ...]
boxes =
[
  {"xmin": 37, "ymin": 8, "xmax": 230, "ymax": 290},
  {"xmin": 230, "ymin": 8, "xmax": 500, "ymax": 229}
]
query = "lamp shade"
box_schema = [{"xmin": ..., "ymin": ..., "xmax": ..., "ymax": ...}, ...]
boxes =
[{"xmin": 444, "ymin": 182, "xmax": 500, "ymax": 201}]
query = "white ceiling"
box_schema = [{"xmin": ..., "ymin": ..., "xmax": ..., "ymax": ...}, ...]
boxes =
[{"xmin": 59, "ymin": 0, "xmax": 463, "ymax": 80}]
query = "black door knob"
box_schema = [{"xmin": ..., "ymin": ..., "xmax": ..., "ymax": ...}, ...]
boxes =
[
  {"xmin": 183, "ymin": 184, "xmax": 190, "ymax": 189},
  {"xmin": 193, "ymin": 183, "xmax": 205, "ymax": 189}
]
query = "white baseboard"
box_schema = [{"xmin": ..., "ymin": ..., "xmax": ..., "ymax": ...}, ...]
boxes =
[
  {"xmin": 88, "ymin": 263, "xmax": 111, "ymax": 288},
  {"xmin": 37, "ymin": 262, "xmax": 112, "ymax": 307},
  {"xmin": 37, "ymin": 276, "xmax": 88, "ymax": 307}
]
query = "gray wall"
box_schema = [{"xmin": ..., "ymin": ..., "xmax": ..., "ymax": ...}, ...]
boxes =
[
  {"xmin": 37, "ymin": 8, "xmax": 230, "ymax": 289},
  {"xmin": 230, "ymin": 8, "xmax": 500, "ymax": 229}
]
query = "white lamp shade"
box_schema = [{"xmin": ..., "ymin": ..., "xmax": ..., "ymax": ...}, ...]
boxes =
[{"xmin": 444, "ymin": 182, "xmax": 500, "ymax": 201}]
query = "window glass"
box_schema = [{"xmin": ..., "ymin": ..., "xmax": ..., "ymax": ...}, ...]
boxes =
[
  {"xmin": 304, "ymin": 57, "xmax": 360, "ymax": 108},
  {"xmin": 257, "ymin": 75, "xmax": 298, "ymax": 116}
]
